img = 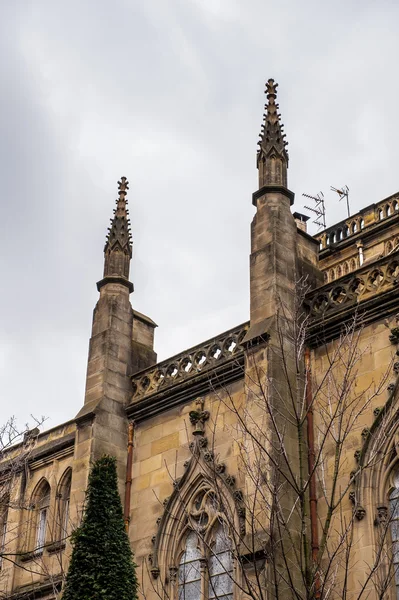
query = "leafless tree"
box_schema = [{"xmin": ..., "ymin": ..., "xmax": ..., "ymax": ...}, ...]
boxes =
[{"xmin": 145, "ymin": 281, "xmax": 399, "ymax": 600}]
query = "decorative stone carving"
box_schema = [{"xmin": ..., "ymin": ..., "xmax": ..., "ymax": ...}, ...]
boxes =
[
  {"xmin": 168, "ymin": 566, "xmax": 178, "ymax": 584},
  {"xmin": 189, "ymin": 410, "xmax": 210, "ymax": 427},
  {"xmin": 354, "ymin": 449, "xmax": 361, "ymax": 463},
  {"xmin": 130, "ymin": 323, "xmax": 249, "ymax": 400},
  {"xmin": 233, "ymin": 490, "xmax": 244, "ymax": 503},
  {"xmin": 349, "ymin": 470, "xmax": 357, "ymax": 483},
  {"xmin": 355, "ymin": 506, "xmax": 366, "ymax": 521},
  {"xmin": 225, "ymin": 475, "xmax": 236, "ymax": 488},
  {"xmin": 374, "ymin": 505, "xmax": 388, "ymax": 526},
  {"xmin": 307, "ymin": 252, "xmax": 399, "ymax": 319},
  {"xmin": 361, "ymin": 428, "xmax": 370, "ymax": 442},
  {"xmin": 203, "ymin": 451, "xmax": 214, "ymax": 463},
  {"xmin": 151, "ymin": 567, "xmax": 160, "ymax": 579}
]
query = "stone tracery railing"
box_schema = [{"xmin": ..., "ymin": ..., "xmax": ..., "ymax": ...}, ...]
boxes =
[
  {"xmin": 131, "ymin": 322, "xmax": 249, "ymax": 401},
  {"xmin": 315, "ymin": 194, "xmax": 399, "ymax": 251},
  {"xmin": 307, "ymin": 250, "xmax": 399, "ymax": 318}
]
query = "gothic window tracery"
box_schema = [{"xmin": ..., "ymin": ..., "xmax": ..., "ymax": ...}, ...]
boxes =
[
  {"xmin": 177, "ymin": 487, "xmax": 234, "ymax": 600},
  {"xmin": 30, "ymin": 479, "xmax": 51, "ymax": 552},
  {"xmin": 56, "ymin": 468, "xmax": 71, "ymax": 541}
]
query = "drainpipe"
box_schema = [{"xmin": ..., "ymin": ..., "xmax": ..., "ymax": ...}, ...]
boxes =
[
  {"xmin": 305, "ymin": 348, "xmax": 320, "ymax": 598},
  {"xmin": 124, "ymin": 421, "xmax": 135, "ymax": 532}
]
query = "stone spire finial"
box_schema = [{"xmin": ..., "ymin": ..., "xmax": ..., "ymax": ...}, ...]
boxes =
[
  {"xmin": 102, "ymin": 176, "xmax": 132, "ymax": 282},
  {"xmin": 257, "ymin": 79, "xmax": 289, "ymax": 188}
]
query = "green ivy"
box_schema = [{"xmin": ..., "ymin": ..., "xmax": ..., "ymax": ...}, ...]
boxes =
[{"xmin": 62, "ymin": 455, "xmax": 138, "ymax": 600}]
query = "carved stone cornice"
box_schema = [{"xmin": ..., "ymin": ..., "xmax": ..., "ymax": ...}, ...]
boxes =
[{"xmin": 127, "ymin": 323, "xmax": 248, "ymax": 422}]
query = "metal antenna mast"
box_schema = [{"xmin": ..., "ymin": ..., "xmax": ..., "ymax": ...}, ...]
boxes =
[
  {"xmin": 302, "ymin": 192, "xmax": 326, "ymax": 230},
  {"xmin": 331, "ymin": 185, "xmax": 350, "ymax": 217}
]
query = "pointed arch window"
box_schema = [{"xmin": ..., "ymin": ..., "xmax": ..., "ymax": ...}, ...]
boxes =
[
  {"xmin": 178, "ymin": 531, "xmax": 202, "ymax": 600},
  {"xmin": 31, "ymin": 479, "xmax": 51, "ymax": 552},
  {"xmin": 176, "ymin": 487, "xmax": 234, "ymax": 600},
  {"xmin": 56, "ymin": 468, "xmax": 72, "ymax": 541}
]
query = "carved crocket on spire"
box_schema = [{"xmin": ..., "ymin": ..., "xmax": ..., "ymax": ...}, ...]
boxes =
[
  {"xmin": 257, "ymin": 79, "xmax": 289, "ymax": 189},
  {"xmin": 103, "ymin": 176, "xmax": 133, "ymax": 282}
]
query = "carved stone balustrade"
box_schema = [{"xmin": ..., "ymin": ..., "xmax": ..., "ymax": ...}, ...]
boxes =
[
  {"xmin": 315, "ymin": 193, "xmax": 399, "ymax": 251},
  {"xmin": 306, "ymin": 250, "xmax": 399, "ymax": 345},
  {"xmin": 128, "ymin": 323, "xmax": 249, "ymax": 420}
]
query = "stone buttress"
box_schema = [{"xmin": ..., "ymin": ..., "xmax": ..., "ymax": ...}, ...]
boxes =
[
  {"xmin": 70, "ymin": 178, "xmax": 157, "ymax": 516},
  {"xmin": 243, "ymin": 80, "xmax": 322, "ymax": 598}
]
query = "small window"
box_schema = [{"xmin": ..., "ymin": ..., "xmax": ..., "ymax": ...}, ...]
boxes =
[
  {"xmin": 31, "ymin": 479, "xmax": 51, "ymax": 552},
  {"xmin": 57, "ymin": 469, "xmax": 72, "ymax": 540},
  {"xmin": 179, "ymin": 531, "xmax": 201, "ymax": 600},
  {"xmin": 208, "ymin": 524, "xmax": 233, "ymax": 600},
  {"xmin": 36, "ymin": 508, "xmax": 47, "ymax": 549}
]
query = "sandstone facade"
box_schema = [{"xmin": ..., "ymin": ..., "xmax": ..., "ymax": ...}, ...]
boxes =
[{"xmin": 2, "ymin": 81, "xmax": 399, "ymax": 599}]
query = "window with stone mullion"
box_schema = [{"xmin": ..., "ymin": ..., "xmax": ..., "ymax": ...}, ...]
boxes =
[
  {"xmin": 208, "ymin": 524, "xmax": 233, "ymax": 600},
  {"xmin": 179, "ymin": 531, "xmax": 202, "ymax": 600},
  {"xmin": 178, "ymin": 525, "xmax": 233, "ymax": 600}
]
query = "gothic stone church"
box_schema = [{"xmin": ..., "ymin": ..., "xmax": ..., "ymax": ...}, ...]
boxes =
[{"xmin": 2, "ymin": 80, "xmax": 399, "ymax": 600}]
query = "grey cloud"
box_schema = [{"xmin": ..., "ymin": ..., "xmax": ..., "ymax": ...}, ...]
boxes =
[{"xmin": 1, "ymin": 0, "xmax": 399, "ymax": 428}]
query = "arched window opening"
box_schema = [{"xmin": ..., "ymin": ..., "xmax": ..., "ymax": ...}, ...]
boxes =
[
  {"xmin": 388, "ymin": 205, "xmax": 392, "ymax": 217},
  {"xmin": 360, "ymin": 218, "xmax": 365, "ymax": 230},
  {"xmin": 208, "ymin": 523, "xmax": 233, "ymax": 600},
  {"xmin": 31, "ymin": 479, "xmax": 50, "ymax": 552},
  {"xmin": 178, "ymin": 524, "xmax": 233, "ymax": 600},
  {"xmin": 379, "ymin": 209, "xmax": 384, "ymax": 221},
  {"xmin": 178, "ymin": 531, "xmax": 201, "ymax": 600},
  {"xmin": 57, "ymin": 468, "xmax": 72, "ymax": 541}
]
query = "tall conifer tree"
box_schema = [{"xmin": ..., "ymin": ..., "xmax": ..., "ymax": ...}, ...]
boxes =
[{"xmin": 62, "ymin": 455, "xmax": 138, "ymax": 600}]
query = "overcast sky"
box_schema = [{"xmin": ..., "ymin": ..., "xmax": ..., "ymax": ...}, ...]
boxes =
[{"xmin": 1, "ymin": 0, "xmax": 399, "ymax": 430}]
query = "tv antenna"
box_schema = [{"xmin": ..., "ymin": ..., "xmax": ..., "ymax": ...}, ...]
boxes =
[
  {"xmin": 331, "ymin": 185, "xmax": 350, "ymax": 217},
  {"xmin": 302, "ymin": 191, "xmax": 326, "ymax": 230}
]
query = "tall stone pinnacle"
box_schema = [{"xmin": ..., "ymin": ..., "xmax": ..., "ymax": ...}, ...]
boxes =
[
  {"xmin": 98, "ymin": 176, "xmax": 133, "ymax": 291},
  {"xmin": 257, "ymin": 79, "xmax": 289, "ymax": 189}
]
